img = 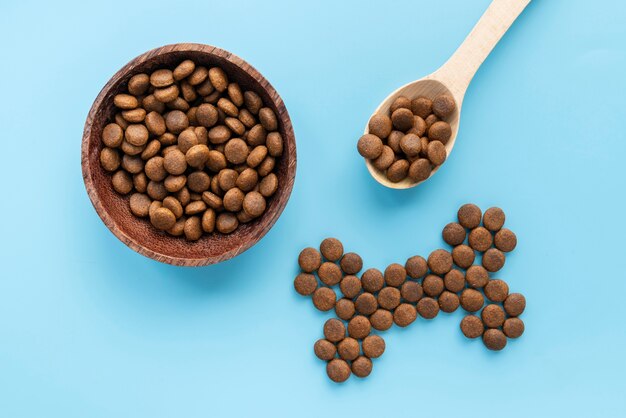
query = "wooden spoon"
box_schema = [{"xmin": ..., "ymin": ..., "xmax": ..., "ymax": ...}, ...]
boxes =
[{"xmin": 365, "ymin": 0, "xmax": 531, "ymax": 189}]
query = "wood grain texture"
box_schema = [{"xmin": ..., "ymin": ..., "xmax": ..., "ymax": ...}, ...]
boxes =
[
  {"xmin": 82, "ymin": 43, "xmax": 297, "ymax": 266},
  {"xmin": 365, "ymin": 0, "xmax": 530, "ymax": 189}
]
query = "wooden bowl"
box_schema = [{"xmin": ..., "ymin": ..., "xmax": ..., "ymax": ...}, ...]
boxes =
[{"xmin": 82, "ymin": 43, "xmax": 296, "ymax": 266}]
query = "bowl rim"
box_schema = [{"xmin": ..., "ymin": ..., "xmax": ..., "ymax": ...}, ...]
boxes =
[{"xmin": 81, "ymin": 43, "xmax": 296, "ymax": 266}]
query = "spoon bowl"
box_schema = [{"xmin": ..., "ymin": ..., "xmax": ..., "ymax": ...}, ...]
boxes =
[{"xmin": 364, "ymin": 0, "xmax": 530, "ymax": 189}]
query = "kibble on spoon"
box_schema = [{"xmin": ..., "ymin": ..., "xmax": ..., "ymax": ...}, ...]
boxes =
[{"xmin": 359, "ymin": 0, "xmax": 531, "ymax": 189}]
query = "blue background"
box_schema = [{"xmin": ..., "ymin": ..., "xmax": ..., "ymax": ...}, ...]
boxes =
[{"xmin": 1, "ymin": 0, "xmax": 625, "ymax": 416}]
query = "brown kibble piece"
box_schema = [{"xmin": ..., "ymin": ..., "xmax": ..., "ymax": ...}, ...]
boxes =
[
  {"xmin": 318, "ymin": 262, "xmax": 343, "ymax": 286},
  {"xmin": 438, "ymin": 291, "xmax": 460, "ymax": 313},
  {"xmin": 452, "ymin": 245, "xmax": 475, "ymax": 269},
  {"xmin": 391, "ymin": 108, "xmax": 414, "ymax": 131},
  {"xmin": 378, "ymin": 287, "xmax": 401, "ymax": 310},
  {"xmin": 216, "ymin": 212, "xmax": 239, "ymax": 234},
  {"xmin": 357, "ymin": 134, "xmax": 383, "ymax": 159},
  {"xmin": 390, "ymin": 96, "xmax": 411, "ymax": 112},
  {"xmin": 201, "ymin": 209, "xmax": 216, "ymax": 233},
  {"xmin": 112, "ymin": 170, "xmax": 132, "ymax": 194},
  {"xmin": 458, "ymin": 203, "xmax": 482, "ymax": 229},
  {"xmin": 401, "ymin": 281, "xmax": 423, "ymax": 303},
  {"xmin": 337, "ymin": 337, "xmax": 360, "ymax": 361},
  {"xmin": 294, "ymin": 273, "xmax": 318, "ymax": 296},
  {"xmin": 428, "ymin": 121, "xmax": 452, "ymax": 144},
  {"xmin": 428, "ymin": 249, "xmax": 453, "ymax": 275},
  {"xmin": 209, "ymin": 67, "xmax": 228, "ymax": 92},
  {"xmin": 370, "ymin": 309, "xmax": 393, "ymax": 331},
  {"xmin": 423, "ymin": 274, "xmax": 444, "ymax": 297},
  {"xmin": 386, "ymin": 159, "xmax": 409, "ymax": 183},
  {"xmin": 399, "ymin": 133, "xmax": 421, "ymax": 157},
  {"xmin": 387, "ymin": 131, "xmax": 403, "ymax": 154},
  {"xmin": 355, "ymin": 293, "xmax": 378, "ymax": 316},
  {"xmin": 185, "ymin": 144, "xmax": 210, "ymax": 168},
  {"xmin": 504, "ymin": 293, "xmax": 526, "ymax": 317},
  {"xmin": 466, "ymin": 265, "xmax": 489, "ymax": 288},
  {"xmin": 102, "ymin": 123, "xmax": 123, "ymax": 147},
  {"xmin": 242, "ymin": 191, "xmax": 266, "ymax": 217},
  {"xmin": 236, "ymin": 168, "xmax": 258, "ymax": 192},
  {"xmin": 314, "ymin": 339, "xmax": 336, "ymax": 361},
  {"xmin": 323, "ymin": 318, "xmax": 346, "ymax": 343},
  {"xmin": 183, "ymin": 216, "xmax": 202, "ymax": 241},
  {"xmin": 340, "ymin": 252, "xmax": 363, "ymax": 275},
  {"xmin": 320, "ymin": 238, "xmax": 343, "ymax": 262},
  {"xmin": 352, "ymin": 356, "xmax": 373, "ymax": 378},
  {"xmin": 187, "ymin": 171, "xmax": 211, "ymax": 193},
  {"xmin": 100, "ymin": 148, "xmax": 120, "ymax": 172},
  {"xmin": 384, "ymin": 263, "xmax": 406, "ymax": 287},
  {"xmin": 482, "ymin": 248, "xmax": 505, "ymax": 272},
  {"xmin": 494, "ymin": 228, "xmax": 517, "ymax": 252},
  {"xmin": 173, "ymin": 59, "xmax": 195, "ymax": 80},
  {"xmin": 442, "ymin": 222, "xmax": 466, "ymax": 246},
  {"xmin": 162, "ymin": 196, "xmax": 183, "ymax": 218},
  {"xmin": 259, "ymin": 173, "xmax": 278, "ymax": 197},
  {"xmin": 362, "ymin": 335, "xmax": 385, "ymax": 358},
  {"xmin": 427, "ymin": 141, "xmax": 447, "ymax": 166},
  {"xmin": 312, "ymin": 287, "xmax": 336, "ymax": 311},
  {"xmin": 417, "ymin": 297, "xmax": 439, "ymax": 319},
  {"xmin": 483, "ymin": 207, "xmax": 506, "ymax": 231},
  {"xmin": 368, "ymin": 114, "xmax": 392, "ymax": 138},
  {"xmin": 150, "ymin": 207, "xmax": 176, "ymax": 230},
  {"xmin": 411, "ymin": 97, "xmax": 432, "ymax": 119},
  {"xmin": 503, "ymin": 318, "xmax": 525, "ymax": 338},
  {"xmin": 408, "ymin": 158, "xmax": 431, "ymax": 182},
  {"xmin": 469, "ymin": 227, "xmax": 493, "ymax": 252},
  {"xmin": 444, "ymin": 269, "xmax": 465, "ymax": 293},
  {"xmin": 113, "ymin": 94, "xmax": 138, "ymax": 109},
  {"xmin": 348, "ymin": 315, "xmax": 371, "ymax": 339},
  {"xmin": 460, "ymin": 315, "xmax": 484, "ymax": 338},
  {"xmin": 335, "ymin": 298, "xmax": 356, "ymax": 321},
  {"xmin": 224, "ymin": 138, "xmax": 249, "ymax": 164},
  {"xmin": 129, "ymin": 193, "xmax": 151, "ymax": 217},
  {"xmin": 483, "ymin": 329, "xmax": 507, "ymax": 351},
  {"xmin": 405, "ymin": 255, "xmax": 428, "ymax": 279},
  {"xmin": 128, "ymin": 73, "xmax": 150, "ymax": 96},
  {"xmin": 163, "ymin": 149, "xmax": 187, "ymax": 175},
  {"xmin": 298, "ymin": 247, "xmax": 322, "ymax": 273},
  {"xmin": 361, "ymin": 268, "xmax": 384, "ymax": 293},
  {"xmin": 327, "ymin": 359, "xmax": 351, "ymax": 383},
  {"xmin": 484, "ymin": 279, "xmax": 509, "ymax": 302},
  {"xmin": 460, "ymin": 289, "xmax": 484, "ymax": 312},
  {"xmin": 394, "ymin": 303, "xmax": 417, "ymax": 327},
  {"xmin": 340, "ymin": 275, "xmax": 362, "ymax": 299},
  {"xmin": 432, "ymin": 94, "xmax": 456, "ymax": 118},
  {"xmin": 481, "ymin": 304, "xmax": 505, "ymax": 328}
]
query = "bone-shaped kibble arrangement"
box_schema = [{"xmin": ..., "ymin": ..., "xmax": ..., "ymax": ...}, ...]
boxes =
[{"xmin": 294, "ymin": 204, "xmax": 525, "ymax": 383}]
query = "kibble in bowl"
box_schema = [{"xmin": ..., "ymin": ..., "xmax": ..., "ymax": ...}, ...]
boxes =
[{"xmin": 82, "ymin": 44, "xmax": 296, "ymax": 266}]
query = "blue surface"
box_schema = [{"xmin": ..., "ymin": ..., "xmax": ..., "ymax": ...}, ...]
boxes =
[{"xmin": 1, "ymin": 0, "xmax": 625, "ymax": 416}]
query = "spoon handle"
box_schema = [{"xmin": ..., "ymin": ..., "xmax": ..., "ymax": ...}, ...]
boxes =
[{"xmin": 434, "ymin": 0, "xmax": 531, "ymax": 100}]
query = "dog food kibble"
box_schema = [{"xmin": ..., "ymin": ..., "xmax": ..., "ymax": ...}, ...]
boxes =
[
  {"xmin": 394, "ymin": 303, "xmax": 417, "ymax": 327},
  {"xmin": 466, "ymin": 265, "xmax": 489, "ymax": 288},
  {"xmin": 460, "ymin": 315, "xmax": 484, "ymax": 339},
  {"xmin": 323, "ymin": 318, "xmax": 346, "ymax": 343},
  {"xmin": 314, "ymin": 339, "xmax": 336, "ymax": 361},
  {"xmin": 384, "ymin": 263, "xmax": 407, "ymax": 287},
  {"xmin": 484, "ymin": 279, "xmax": 509, "ymax": 302},
  {"xmin": 298, "ymin": 248, "xmax": 322, "ymax": 273},
  {"xmin": 442, "ymin": 222, "xmax": 466, "ymax": 246},
  {"xmin": 340, "ymin": 252, "xmax": 363, "ymax": 275},
  {"xmin": 320, "ymin": 238, "xmax": 344, "ymax": 262},
  {"xmin": 457, "ymin": 203, "xmax": 482, "ymax": 229},
  {"xmin": 351, "ymin": 356, "xmax": 373, "ymax": 378},
  {"xmin": 370, "ymin": 309, "xmax": 393, "ymax": 331},
  {"xmin": 348, "ymin": 315, "xmax": 371, "ymax": 339},
  {"xmin": 482, "ymin": 248, "xmax": 505, "ymax": 272},
  {"xmin": 417, "ymin": 297, "xmax": 439, "ymax": 319},
  {"xmin": 338, "ymin": 337, "xmax": 360, "ymax": 361},
  {"xmin": 100, "ymin": 60, "xmax": 282, "ymax": 240},
  {"xmin": 504, "ymin": 293, "xmax": 526, "ymax": 317},
  {"xmin": 460, "ymin": 289, "xmax": 484, "ymax": 312},
  {"xmin": 327, "ymin": 359, "xmax": 351, "ymax": 383},
  {"xmin": 481, "ymin": 304, "xmax": 506, "ymax": 328},
  {"xmin": 335, "ymin": 298, "xmax": 356, "ymax": 320},
  {"xmin": 483, "ymin": 207, "xmax": 505, "ymax": 232},
  {"xmin": 483, "ymin": 329, "xmax": 507, "ymax": 351},
  {"xmin": 294, "ymin": 273, "xmax": 318, "ymax": 296},
  {"xmin": 318, "ymin": 262, "xmax": 343, "ymax": 286},
  {"xmin": 494, "ymin": 228, "xmax": 517, "ymax": 252},
  {"xmin": 427, "ymin": 249, "xmax": 453, "ymax": 275},
  {"xmin": 295, "ymin": 205, "xmax": 526, "ymax": 381},
  {"xmin": 312, "ymin": 287, "xmax": 336, "ymax": 311},
  {"xmin": 358, "ymin": 94, "xmax": 455, "ymax": 183},
  {"xmin": 503, "ymin": 318, "xmax": 525, "ymax": 338},
  {"xmin": 355, "ymin": 292, "xmax": 378, "ymax": 316},
  {"xmin": 361, "ymin": 268, "xmax": 385, "ymax": 293}
]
